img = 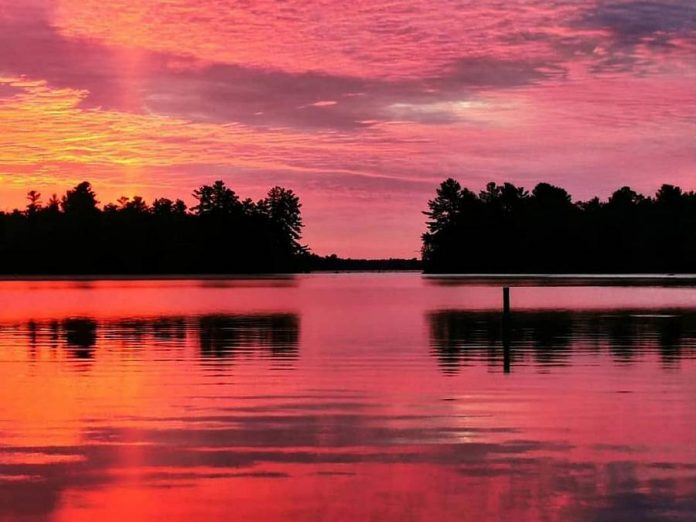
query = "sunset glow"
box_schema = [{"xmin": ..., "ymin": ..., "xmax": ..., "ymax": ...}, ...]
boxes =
[
  {"xmin": 1, "ymin": 0, "xmax": 695, "ymax": 256},
  {"xmin": 2, "ymin": 277, "xmax": 696, "ymax": 520}
]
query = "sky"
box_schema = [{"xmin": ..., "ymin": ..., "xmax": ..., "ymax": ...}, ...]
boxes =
[{"xmin": 0, "ymin": 1, "xmax": 694, "ymax": 257}]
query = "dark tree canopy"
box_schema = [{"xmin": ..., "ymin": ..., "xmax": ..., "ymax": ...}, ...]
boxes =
[
  {"xmin": 422, "ymin": 179, "xmax": 696, "ymax": 273},
  {"xmin": 0, "ymin": 180, "xmax": 308, "ymax": 274},
  {"xmin": 192, "ymin": 180, "xmax": 241, "ymax": 216},
  {"xmin": 61, "ymin": 181, "xmax": 99, "ymax": 217}
]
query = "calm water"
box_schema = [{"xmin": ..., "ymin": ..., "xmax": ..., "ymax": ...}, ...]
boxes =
[{"xmin": 1, "ymin": 274, "xmax": 696, "ymax": 521}]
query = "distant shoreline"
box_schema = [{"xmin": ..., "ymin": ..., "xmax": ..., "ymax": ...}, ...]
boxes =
[
  {"xmin": 0, "ymin": 270, "xmax": 421, "ymax": 281},
  {"xmin": 3, "ymin": 272, "xmax": 696, "ymax": 285}
]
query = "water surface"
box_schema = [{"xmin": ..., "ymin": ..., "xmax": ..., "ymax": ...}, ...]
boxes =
[{"xmin": 1, "ymin": 274, "xmax": 695, "ymax": 521}]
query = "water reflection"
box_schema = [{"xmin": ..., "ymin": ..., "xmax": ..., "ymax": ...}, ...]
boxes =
[
  {"xmin": 64, "ymin": 318, "xmax": 98, "ymax": 358},
  {"xmin": 0, "ymin": 313, "xmax": 299, "ymax": 365},
  {"xmin": 1, "ymin": 277, "xmax": 696, "ymax": 521},
  {"xmin": 152, "ymin": 317, "xmax": 187, "ymax": 341},
  {"xmin": 428, "ymin": 310, "xmax": 696, "ymax": 373},
  {"xmin": 199, "ymin": 314, "xmax": 299, "ymax": 360},
  {"xmin": 425, "ymin": 274, "xmax": 696, "ymax": 287}
]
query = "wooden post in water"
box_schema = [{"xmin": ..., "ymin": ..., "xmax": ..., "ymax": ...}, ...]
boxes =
[{"xmin": 502, "ymin": 287, "xmax": 511, "ymax": 373}]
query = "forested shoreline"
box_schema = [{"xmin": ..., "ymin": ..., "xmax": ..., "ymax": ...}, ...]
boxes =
[
  {"xmin": 0, "ymin": 181, "xmax": 308, "ymax": 274},
  {"xmin": 3, "ymin": 178, "xmax": 696, "ymax": 275},
  {"xmin": 422, "ymin": 179, "xmax": 696, "ymax": 274}
]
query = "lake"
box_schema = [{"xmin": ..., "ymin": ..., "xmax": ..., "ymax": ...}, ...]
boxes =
[{"xmin": 1, "ymin": 274, "xmax": 695, "ymax": 521}]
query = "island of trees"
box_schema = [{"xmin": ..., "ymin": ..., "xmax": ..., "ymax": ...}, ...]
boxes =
[
  {"xmin": 0, "ymin": 181, "xmax": 308, "ymax": 274},
  {"xmin": 422, "ymin": 179, "xmax": 696, "ymax": 273}
]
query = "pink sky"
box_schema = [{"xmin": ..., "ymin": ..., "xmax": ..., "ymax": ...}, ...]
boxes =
[{"xmin": 0, "ymin": 0, "xmax": 695, "ymax": 257}]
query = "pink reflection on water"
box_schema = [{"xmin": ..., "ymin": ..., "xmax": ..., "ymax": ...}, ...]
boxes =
[
  {"xmin": 2, "ymin": 275, "xmax": 696, "ymax": 321},
  {"xmin": 0, "ymin": 274, "xmax": 695, "ymax": 521}
]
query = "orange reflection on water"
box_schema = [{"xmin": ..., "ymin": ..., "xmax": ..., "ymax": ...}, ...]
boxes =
[{"xmin": 1, "ymin": 275, "xmax": 696, "ymax": 521}]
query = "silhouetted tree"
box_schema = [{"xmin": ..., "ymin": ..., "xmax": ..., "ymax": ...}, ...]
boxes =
[
  {"xmin": 45, "ymin": 194, "xmax": 61, "ymax": 215},
  {"xmin": 655, "ymin": 184, "xmax": 683, "ymax": 207},
  {"xmin": 124, "ymin": 196, "xmax": 149, "ymax": 214},
  {"xmin": 26, "ymin": 191, "xmax": 41, "ymax": 216},
  {"xmin": 192, "ymin": 180, "xmax": 241, "ymax": 216},
  {"xmin": 262, "ymin": 186, "xmax": 306, "ymax": 257},
  {"xmin": 0, "ymin": 179, "xmax": 309, "ymax": 274},
  {"xmin": 61, "ymin": 181, "xmax": 99, "ymax": 217},
  {"xmin": 422, "ymin": 179, "xmax": 696, "ymax": 273},
  {"xmin": 424, "ymin": 178, "xmax": 463, "ymax": 235}
]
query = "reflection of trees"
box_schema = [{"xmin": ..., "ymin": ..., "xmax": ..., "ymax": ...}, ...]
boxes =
[
  {"xmin": 427, "ymin": 312, "xmax": 502, "ymax": 373},
  {"xmin": 657, "ymin": 317, "xmax": 683, "ymax": 367},
  {"xmin": 428, "ymin": 310, "xmax": 696, "ymax": 373},
  {"xmin": 10, "ymin": 314, "xmax": 299, "ymax": 365},
  {"xmin": 112, "ymin": 319, "xmax": 149, "ymax": 343},
  {"xmin": 198, "ymin": 314, "xmax": 299, "ymax": 360},
  {"xmin": 106, "ymin": 318, "xmax": 188, "ymax": 345},
  {"xmin": 63, "ymin": 318, "xmax": 98, "ymax": 358},
  {"xmin": 152, "ymin": 318, "xmax": 187, "ymax": 341},
  {"xmin": 428, "ymin": 311, "xmax": 574, "ymax": 373},
  {"xmin": 524, "ymin": 314, "xmax": 572, "ymax": 365},
  {"xmin": 605, "ymin": 318, "xmax": 637, "ymax": 363}
]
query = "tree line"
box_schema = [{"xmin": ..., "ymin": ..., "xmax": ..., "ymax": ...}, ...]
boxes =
[
  {"xmin": 422, "ymin": 179, "xmax": 696, "ymax": 273},
  {"xmin": 0, "ymin": 181, "xmax": 307, "ymax": 274}
]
